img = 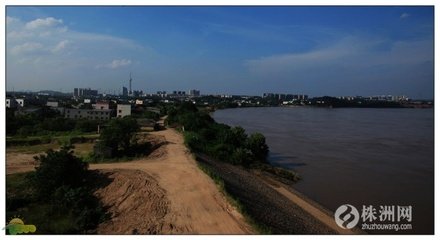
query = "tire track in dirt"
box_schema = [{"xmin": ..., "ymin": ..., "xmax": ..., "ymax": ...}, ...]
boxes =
[{"xmin": 90, "ymin": 128, "xmax": 253, "ymax": 234}]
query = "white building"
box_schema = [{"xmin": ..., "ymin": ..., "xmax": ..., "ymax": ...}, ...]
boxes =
[
  {"xmin": 46, "ymin": 101, "xmax": 59, "ymax": 108},
  {"xmin": 117, "ymin": 104, "xmax": 131, "ymax": 118},
  {"xmin": 6, "ymin": 98, "xmax": 16, "ymax": 108},
  {"xmin": 6, "ymin": 98, "xmax": 24, "ymax": 108},
  {"xmin": 16, "ymin": 99, "xmax": 24, "ymax": 107}
]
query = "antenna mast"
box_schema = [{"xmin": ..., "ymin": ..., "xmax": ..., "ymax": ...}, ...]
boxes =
[{"xmin": 129, "ymin": 72, "xmax": 132, "ymax": 95}]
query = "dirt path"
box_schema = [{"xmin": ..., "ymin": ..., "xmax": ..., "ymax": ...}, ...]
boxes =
[{"xmin": 89, "ymin": 128, "xmax": 253, "ymax": 234}]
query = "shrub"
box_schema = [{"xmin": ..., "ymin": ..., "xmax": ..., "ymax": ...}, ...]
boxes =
[
  {"xmin": 184, "ymin": 131, "xmax": 203, "ymax": 151},
  {"xmin": 75, "ymin": 119, "xmax": 100, "ymax": 133},
  {"xmin": 98, "ymin": 117, "xmax": 140, "ymax": 156},
  {"xmin": 32, "ymin": 145, "xmax": 88, "ymax": 200},
  {"xmin": 231, "ymin": 148, "xmax": 253, "ymax": 166},
  {"xmin": 246, "ymin": 133, "xmax": 269, "ymax": 163}
]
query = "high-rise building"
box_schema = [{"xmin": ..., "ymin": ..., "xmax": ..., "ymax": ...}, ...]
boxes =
[
  {"xmin": 73, "ymin": 88, "xmax": 98, "ymax": 97},
  {"xmin": 188, "ymin": 89, "xmax": 200, "ymax": 97},
  {"xmin": 122, "ymin": 87, "xmax": 128, "ymax": 97}
]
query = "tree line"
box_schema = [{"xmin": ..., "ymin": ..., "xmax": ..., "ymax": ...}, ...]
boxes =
[{"xmin": 166, "ymin": 102, "xmax": 269, "ymax": 166}]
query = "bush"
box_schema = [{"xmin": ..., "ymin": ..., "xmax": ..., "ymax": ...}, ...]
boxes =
[
  {"xmin": 231, "ymin": 148, "xmax": 253, "ymax": 166},
  {"xmin": 183, "ymin": 131, "xmax": 203, "ymax": 151},
  {"xmin": 98, "ymin": 117, "xmax": 140, "ymax": 156},
  {"xmin": 32, "ymin": 145, "xmax": 88, "ymax": 200},
  {"xmin": 246, "ymin": 133, "xmax": 269, "ymax": 163},
  {"xmin": 39, "ymin": 118, "xmax": 76, "ymax": 132},
  {"xmin": 7, "ymin": 147, "xmax": 107, "ymax": 233},
  {"xmin": 143, "ymin": 111, "xmax": 160, "ymax": 121},
  {"xmin": 75, "ymin": 119, "xmax": 100, "ymax": 133}
]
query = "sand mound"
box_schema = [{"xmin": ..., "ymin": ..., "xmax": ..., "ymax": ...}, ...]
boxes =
[{"xmin": 95, "ymin": 169, "xmax": 170, "ymax": 234}]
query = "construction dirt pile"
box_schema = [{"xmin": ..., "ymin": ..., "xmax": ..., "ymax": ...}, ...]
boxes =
[{"xmin": 94, "ymin": 169, "xmax": 174, "ymax": 234}]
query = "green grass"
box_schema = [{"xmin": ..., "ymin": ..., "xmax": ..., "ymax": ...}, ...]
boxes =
[
  {"xmin": 7, "ymin": 142, "xmax": 95, "ymax": 159},
  {"xmin": 7, "ymin": 202, "xmax": 80, "ymax": 234},
  {"xmin": 6, "ymin": 172, "xmax": 105, "ymax": 234},
  {"xmin": 7, "ymin": 133, "xmax": 99, "ymax": 145},
  {"xmin": 6, "ymin": 172, "xmax": 31, "ymax": 195},
  {"xmin": 196, "ymin": 162, "xmax": 272, "ymax": 234},
  {"xmin": 7, "ymin": 143, "xmax": 60, "ymax": 154},
  {"xmin": 6, "ymin": 172, "xmax": 79, "ymax": 234}
]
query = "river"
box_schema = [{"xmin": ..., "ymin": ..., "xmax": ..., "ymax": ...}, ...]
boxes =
[{"xmin": 213, "ymin": 107, "xmax": 434, "ymax": 234}]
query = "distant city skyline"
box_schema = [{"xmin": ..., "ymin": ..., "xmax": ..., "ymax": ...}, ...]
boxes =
[{"xmin": 6, "ymin": 6, "xmax": 434, "ymax": 99}]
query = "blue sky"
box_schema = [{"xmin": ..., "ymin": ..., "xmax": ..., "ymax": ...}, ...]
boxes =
[{"xmin": 6, "ymin": 6, "xmax": 434, "ymax": 98}]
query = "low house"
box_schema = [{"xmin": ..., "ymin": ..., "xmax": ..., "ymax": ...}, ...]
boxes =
[
  {"xmin": 6, "ymin": 98, "xmax": 17, "ymax": 108},
  {"xmin": 117, "ymin": 104, "xmax": 131, "ymax": 118},
  {"xmin": 46, "ymin": 101, "xmax": 59, "ymax": 108},
  {"xmin": 6, "ymin": 98, "xmax": 24, "ymax": 108},
  {"xmin": 65, "ymin": 108, "xmax": 112, "ymax": 120}
]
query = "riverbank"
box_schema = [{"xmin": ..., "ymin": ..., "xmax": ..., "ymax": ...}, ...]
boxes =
[{"xmin": 196, "ymin": 153, "xmax": 362, "ymax": 234}]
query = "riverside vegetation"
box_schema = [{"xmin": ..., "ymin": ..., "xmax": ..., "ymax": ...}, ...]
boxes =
[{"xmin": 165, "ymin": 102, "xmax": 300, "ymax": 181}]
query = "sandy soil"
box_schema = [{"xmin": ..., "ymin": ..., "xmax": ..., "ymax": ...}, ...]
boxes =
[
  {"xmin": 94, "ymin": 169, "xmax": 171, "ymax": 234},
  {"xmin": 6, "ymin": 143, "xmax": 94, "ymax": 174},
  {"xmin": 6, "ymin": 152, "xmax": 38, "ymax": 174},
  {"xmin": 89, "ymin": 128, "xmax": 253, "ymax": 234}
]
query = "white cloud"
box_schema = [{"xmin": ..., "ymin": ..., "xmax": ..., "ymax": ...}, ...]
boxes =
[
  {"xmin": 400, "ymin": 13, "xmax": 410, "ymax": 19},
  {"xmin": 245, "ymin": 36, "xmax": 433, "ymax": 79},
  {"xmin": 6, "ymin": 16, "xmax": 19, "ymax": 25},
  {"xmin": 11, "ymin": 42, "xmax": 43, "ymax": 55},
  {"xmin": 25, "ymin": 17, "xmax": 63, "ymax": 29},
  {"xmin": 96, "ymin": 59, "xmax": 132, "ymax": 69},
  {"xmin": 110, "ymin": 59, "xmax": 132, "ymax": 68},
  {"xmin": 52, "ymin": 40, "xmax": 70, "ymax": 53},
  {"xmin": 7, "ymin": 16, "xmax": 148, "ymax": 91}
]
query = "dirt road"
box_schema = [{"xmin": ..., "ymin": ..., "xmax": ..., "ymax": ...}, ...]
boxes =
[{"xmin": 89, "ymin": 128, "xmax": 253, "ymax": 234}]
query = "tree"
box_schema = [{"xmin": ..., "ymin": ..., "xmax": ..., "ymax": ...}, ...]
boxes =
[
  {"xmin": 246, "ymin": 133, "xmax": 269, "ymax": 163},
  {"xmin": 231, "ymin": 147, "xmax": 252, "ymax": 166},
  {"xmin": 32, "ymin": 145, "xmax": 88, "ymax": 200},
  {"xmin": 98, "ymin": 117, "xmax": 139, "ymax": 155},
  {"xmin": 229, "ymin": 127, "xmax": 248, "ymax": 147}
]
